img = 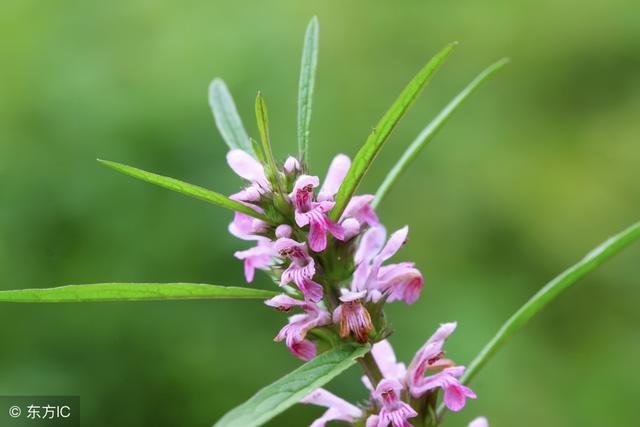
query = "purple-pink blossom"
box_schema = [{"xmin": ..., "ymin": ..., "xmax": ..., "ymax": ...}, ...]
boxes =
[
  {"xmin": 350, "ymin": 225, "xmax": 424, "ymax": 305},
  {"xmin": 272, "ymin": 301, "xmax": 329, "ymax": 361},
  {"xmin": 222, "ymin": 142, "xmax": 477, "ymax": 422},
  {"xmin": 362, "ymin": 340, "xmax": 407, "ymax": 390},
  {"xmin": 233, "ymin": 239, "xmax": 273, "ymax": 282},
  {"xmin": 274, "ymin": 238, "xmax": 324, "ymax": 302},
  {"xmin": 468, "ymin": 417, "xmax": 489, "ymax": 427},
  {"xmin": 301, "ymin": 389, "xmax": 363, "ymax": 427},
  {"xmin": 369, "ymin": 379, "xmax": 417, "ymax": 427},
  {"xmin": 407, "ymin": 323, "xmax": 477, "ymax": 412},
  {"xmin": 289, "ymin": 154, "xmax": 351, "ymax": 252},
  {"xmin": 226, "ymin": 149, "xmax": 271, "ymax": 204},
  {"xmin": 332, "ymin": 290, "xmax": 373, "ymax": 343}
]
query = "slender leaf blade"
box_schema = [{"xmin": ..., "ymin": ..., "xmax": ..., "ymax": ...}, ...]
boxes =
[
  {"xmin": 0, "ymin": 283, "xmax": 280, "ymax": 302},
  {"xmin": 437, "ymin": 221, "xmax": 640, "ymax": 418},
  {"xmin": 214, "ymin": 343, "xmax": 371, "ymax": 427},
  {"xmin": 297, "ymin": 16, "xmax": 319, "ymax": 166},
  {"xmin": 98, "ymin": 159, "xmax": 267, "ymax": 221},
  {"xmin": 372, "ymin": 58, "xmax": 510, "ymax": 208},
  {"xmin": 330, "ymin": 42, "xmax": 458, "ymax": 221},
  {"xmin": 209, "ymin": 79, "xmax": 255, "ymax": 155},
  {"xmin": 255, "ymin": 93, "xmax": 284, "ymax": 194}
]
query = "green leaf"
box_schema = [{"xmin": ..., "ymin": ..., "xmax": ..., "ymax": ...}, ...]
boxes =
[
  {"xmin": 98, "ymin": 159, "xmax": 267, "ymax": 221},
  {"xmin": 209, "ymin": 79, "xmax": 255, "ymax": 155},
  {"xmin": 372, "ymin": 58, "xmax": 510, "ymax": 208},
  {"xmin": 0, "ymin": 283, "xmax": 280, "ymax": 302},
  {"xmin": 297, "ymin": 16, "xmax": 319, "ymax": 167},
  {"xmin": 255, "ymin": 92, "xmax": 284, "ymax": 193},
  {"xmin": 437, "ymin": 221, "xmax": 640, "ymax": 418},
  {"xmin": 330, "ymin": 42, "xmax": 458, "ymax": 221},
  {"xmin": 214, "ymin": 343, "xmax": 371, "ymax": 427}
]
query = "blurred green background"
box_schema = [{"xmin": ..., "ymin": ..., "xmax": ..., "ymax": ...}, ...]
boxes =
[{"xmin": 1, "ymin": 0, "xmax": 638, "ymax": 426}]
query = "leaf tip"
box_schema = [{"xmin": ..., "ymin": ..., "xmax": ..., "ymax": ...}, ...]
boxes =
[
  {"xmin": 208, "ymin": 78, "xmax": 225, "ymax": 98},
  {"xmin": 495, "ymin": 57, "xmax": 511, "ymax": 67}
]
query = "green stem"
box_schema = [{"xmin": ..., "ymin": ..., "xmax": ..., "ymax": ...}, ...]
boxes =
[{"xmin": 358, "ymin": 351, "xmax": 383, "ymax": 388}]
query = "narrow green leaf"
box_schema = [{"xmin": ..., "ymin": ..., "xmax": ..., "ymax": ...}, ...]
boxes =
[
  {"xmin": 297, "ymin": 16, "xmax": 319, "ymax": 167},
  {"xmin": 251, "ymin": 137, "xmax": 266, "ymax": 164},
  {"xmin": 330, "ymin": 42, "xmax": 458, "ymax": 221},
  {"xmin": 98, "ymin": 159, "xmax": 267, "ymax": 221},
  {"xmin": 214, "ymin": 343, "xmax": 371, "ymax": 427},
  {"xmin": 437, "ymin": 221, "xmax": 640, "ymax": 418},
  {"xmin": 209, "ymin": 79, "xmax": 255, "ymax": 155},
  {"xmin": 255, "ymin": 92, "xmax": 283, "ymax": 193},
  {"xmin": 372, "ymin": 58, "xmax": 510, "ymax": 208},
  {"xmin": 0, "ymin": 283, "xmax": 280, "ymax": 302}
]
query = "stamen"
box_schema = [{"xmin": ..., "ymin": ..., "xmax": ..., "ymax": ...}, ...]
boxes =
[{"xmin": 427, "ymin": 351, "xmax": 446, "ymax": 365}]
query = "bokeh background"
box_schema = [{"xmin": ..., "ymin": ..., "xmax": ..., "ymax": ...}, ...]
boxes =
[{"xmin": 1, "ymin": 0, "xmax": 639, "ymax": 426}]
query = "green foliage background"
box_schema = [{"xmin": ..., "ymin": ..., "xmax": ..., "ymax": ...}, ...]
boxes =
[{"xmin": 1, "ymin": 1, "xmax": 638, "ymax": 426}]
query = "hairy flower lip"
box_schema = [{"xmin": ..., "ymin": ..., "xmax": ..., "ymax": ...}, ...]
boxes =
[{"xmin": 334, "ymin": 292, "xmax": 373, "ymax": 344}]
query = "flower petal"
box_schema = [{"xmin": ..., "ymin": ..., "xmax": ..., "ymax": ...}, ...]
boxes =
[
  {"xmin": 468, "ymin": 417, "xmax": 489, "ymax": 427},
  {"xmin": 342, "ymin": 218, "xmax": 361, "ymax": 240},
  {"xmin": 443, "ymin": 382, "xmax": 477, "ymax": 412},
  {"xmin": 355, "ymin": 226, "xmax": 387, "ymax": 265},
  {"xmin": 371, "ymin": 340, "xmax": 407, "ymax": 381},
  {"xmin": 318, "ymin": 154, "xmax": 351, "ymax": 201},
  {"xmin": 342, "ymin": 194, "xmax": 380, "ymax": 226},
  {"xmin": 283, "ymin": 156, "xmax": 301, "ymax": 173},
  {"xmin": 226, "ymin": 149, "xmax": 268, "ymax": 186},
  {"xmin": 301, "ymin": 389, "xmax": 362, "ymax": 418},
  {"xmin": 290, "ymin": 339, "xmax": 316, "ymax": 361},
  {"xmin": 373, "ymin": 226, "xmax": 409, "ymax": 266},
  {"xmin": 264, "ymin": 294, "xmax": 306, "ymax": 311}
]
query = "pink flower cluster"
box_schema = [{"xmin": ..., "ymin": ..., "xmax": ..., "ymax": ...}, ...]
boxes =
[
  {"xmin": 303, "ymin": 323, "xmax": 481, "ymax": 426},
  {"xmin": 227, "ymin": 152, "xmax": 423, "ymax": 354},
  {"xmin": 226, "ymin": 151, "xmax": 482, "ymax": 425}
]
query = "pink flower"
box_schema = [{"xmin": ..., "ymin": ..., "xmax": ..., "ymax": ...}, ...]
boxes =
[
  {"xmin": 341, "ymin": 218, "xmax": 361, "ymax": 241},
  {"xmin": 228, "ymin": 212, "xmax": 269, "ymax": 241},
  {"xmin": 335, "ymin": 195, "xmax": 380, "ymax": 240},
  {"xmin": 301, "ymin": 388, "xmax": 363, "ymax": 427},
  {"xmin": 369, "ymin": 379, "xmax": 417, "ymax": 427},
  {"xmin": 332, "ymin": 225, "xmax": 420, "ymax": 344},
  {"xmin": 362, "ymin": 340, "xmax": 407, "ymax": 390},
  {"xmin": 226, "ymin": 149, "xmax": 271, "ymax": 203},
  {"xmin": 264, "ymin": 294, "xmax": 307, "ymax": 312},
  {"xmin": 284, "ymin": 156, "xmax": 301, "ymax": 174},
  {"xmin": 234, "ymin": 239, "xmax": 273, "ymax": 282},
  {"xmin": 376, "ymin": 263, "xmax": 423, "ymax": 305},
  {"xmin": 274, "ymin": 303, "xmax": 329, "ymax": 361},
  {"xmin": 274, "ymin": 238, "xmax": 323, "ymax": 302},
  {"xmin": 350, "ymin": 226, "xmax": 424, "ymax": 305},
  {"xmin": 468, "ymin": 417, "xmax": 489, "ymax": 427},
  {"xmin": 289, "ymin": 154, "xmax": 350, "ymax": 252},
  {"xmin": 342, "ymin": 194, "xmax": 380, "ymax": 227},
  {"xmin": 411, "ymin": 366, "xmax": 476, "ymax": 412},
  {"xmin": 289, "ymin": 339, "xmax": 317, "ymax": 361},
  {"xmin": 275, "ymin": 224, "xmax": 293, "ymax": 238},
  {"xmin": 407, "ymin": 322, "xmax": 456, "ymax": 390},
  {"xmin": 318, "ymin": 154, "xmax": 351, "ymax": 202},
  {"xmin": 333, "ymin": 290, "xmax": 373, "ymax": 343},
  {"xmin": 407, "ymin": 323, "xmax": 476, "ymax": 412}
]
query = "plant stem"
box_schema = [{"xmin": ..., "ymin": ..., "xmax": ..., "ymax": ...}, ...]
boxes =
[{"xmin": 358, "ymin": 350, "xmax": 383, "ymax": 388}]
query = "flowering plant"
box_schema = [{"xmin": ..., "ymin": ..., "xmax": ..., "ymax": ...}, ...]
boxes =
[{"xmin": 1, "ymin": 17, "xmax": 638, "ymax": 427}]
